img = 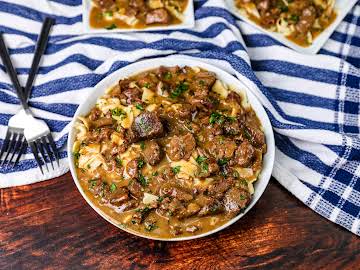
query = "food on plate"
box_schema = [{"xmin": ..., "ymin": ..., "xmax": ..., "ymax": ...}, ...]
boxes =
[
  {"xmin": 73, "ymin": 65, "xmax": 267, "ymax": 238},
  {"xmin": 89, "ymin": 0, "xmax": 189, "ymax": 29},
  {"xmin": 234, "ymin": 0, "xmax": 337, "ymax": 47}
]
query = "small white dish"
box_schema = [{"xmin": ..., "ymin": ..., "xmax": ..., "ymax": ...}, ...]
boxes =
[
  {"xmin": 82, "ymin": 0, "xmax": 195, "ymax": 33},
  {"xmin": 67, "ymin": 57, "xmax": 275, "ymax": 241},
  {"xmin": 225, "ymin": 0, "xmax": 358, "ymax": 54}
]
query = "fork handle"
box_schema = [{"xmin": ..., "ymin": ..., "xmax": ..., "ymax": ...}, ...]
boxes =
[
  {"xmin": 24, "ymin": 17, "xmax": 55, "ymax": 102},
  {"xmin": 0, "ymin": 33, "xmax": 29, "ymax": 110}
]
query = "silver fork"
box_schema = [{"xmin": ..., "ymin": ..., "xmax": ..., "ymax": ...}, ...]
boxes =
[{"xmin": 0, "ymin": 18, "xmax": 59, "ymax": 173}]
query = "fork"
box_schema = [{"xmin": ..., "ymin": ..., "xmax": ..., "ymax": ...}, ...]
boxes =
[{"xmin": 0, "ymin": 18, "xmax": 59, "ymax": 173}]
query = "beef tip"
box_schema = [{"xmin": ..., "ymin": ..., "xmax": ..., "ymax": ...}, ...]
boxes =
[
  {"xmin": 125, "ymin": 127, "xmax": 140, "ymax": 144},
  {"xmin": 93, "ymin": 0, "xmax": 115, "ymax": 9},
  {"xmin": 168, "ymin": 103, "xmax": 193, "ymax": 121},
  {"xmin": 145, "ymin": 8, "xmax": 170, "ymax": 24},
  {"xmin": 204, "ymin": 136, "xmax": 237, "ymax": 160},
  {"xmin": 233, "ymin": 140, "xmax": 255, "ymax": 167},
  {"xmin": 109, "ymin": 187, "xmax": 130, "ymax": 206},
  {"xmin": 223, "ymin": 120, "xmax": 241, "ymax": 136},
  {"xmin": 88, "ymin": 107, "xmax": 102, "ymax": 121},
  {"xmin": 245, "ymin": 124, "xmax": 265, "ymax": 148},
  {"xmin": 197, "ymin": 198, "xmax": 224, "ymax": 217},
  {"xmin": 126, "ymin": 158, "xmax": 140, "ymax": 179},
  {"xmin": 206, "ymin": 178, "xmax": 235, "ymax": 199},
  {"xmin": 158, "ymin": 197, "xmax": 186, "ymax": 218},
  {"xmin": 132, "ymin": 112, "xmax": 164, "ymax": 140},
  {"xmin": 131, "ymin": 202, "xmax": 157, "ymax": 224},
  {"xmin": 128, "ymin": 179, "xmax": 143, "ymax": 199},
  {"xmin": 166, "ymin": 133, "xmax": 196, "ymax": 161},
  {"xmin": 296, "ymin": 6, "xmax": 316, "ymax": 34},
  {"xmin": 197, "ymin": 158, "xmax": 219, "ymax": 178},
  {"xmin": 110, "ymin": 142, "xmax": 128, "ymax": 156},
  {"xmin": 93, "ymin": 117, "xmax": 113, "ymax": 128},
  {"xmin": 194, "ymin": 71, "xmax": 216, "ymax": 90},
  {"xmin": 121, "ymin": 87, "xmax": 143, "ymax": 105},
  {"xmin": 160, "ymin": 185, "xmax": 193, "ymax": 202},
  {"xmin": 169, "ymin": 224, "xmax": 183, "ymax": 236},
  {"xmin": 177, "ymin": 202, "xmax": 201, "ymax": 219},
  {"xmin": 188, "ymin": 71, "xmax": 217, "ymax": 107},
  {"xmin": 223, "ymin": 187, "xmax": 251, "ymax": 217},
  {"xmin": 142, "ymin": 140, "xmax": 162, "ymax": 165}
]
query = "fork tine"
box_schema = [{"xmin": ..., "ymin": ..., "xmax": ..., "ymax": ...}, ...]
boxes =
[
  {"xmin": 29, "ymin": 141, "xmax": 43, "ymax": 174},
  {"xmin": 36, "ymin": 139, "xmax": 49, "ymax": 172},
  {"xmin": 46, "ymin": 134, "xmax": 60, "ymax": 167},
  {"xmin": 1, "ymin": 132, "xmax": 17, "ymax": 166},
  {"xmin": 0, "ymin": 130, "xmax": 11, "ymax": 162},
  {"xmin": 12, "ymin": 138, "xmax": 27, "ymax": 168},
  {"xmin": 41, "ymin": 136, "xmax": 54, "ymax": 170},
  {"xmin": 6, "ymin": 133, "xmax": 23, "ymax": 166}
]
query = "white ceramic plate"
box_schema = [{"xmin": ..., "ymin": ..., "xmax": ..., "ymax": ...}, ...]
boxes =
[
  {"xmin": 67, "ymin": 57, "xmax": 275, "ymax": 241},
  {"xmin": 225, "ymin": 0, "xmax": 358, "ymax": 54},
  {"xmin": 82, "ymin": 0, "xmax": 195, "ymax": 33}
]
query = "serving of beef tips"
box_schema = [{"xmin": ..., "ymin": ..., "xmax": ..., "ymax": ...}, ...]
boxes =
[
  {"xmin": 90, "ymin": 0, "xmax": 188, "ymax": 29},
  {"xmin": 75, "ymin": 65, "xmax": 266, "ymax": 237}
]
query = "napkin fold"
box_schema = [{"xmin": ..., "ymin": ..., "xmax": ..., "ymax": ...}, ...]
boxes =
[{"xmin": 0, "ymin": 0, "xmax": 359, "ymax": 235}]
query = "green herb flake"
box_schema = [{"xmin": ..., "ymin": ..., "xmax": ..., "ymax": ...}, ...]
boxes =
[
  {"xmin": 88, "ymin": 179, "xmax": 97, "ymax": 188},
  {"xmin": 73, "ymin": 152, "xmax": 80, "ymax": 159},
  {"xmin": 240, "ymin": 194, "xmax": 247, "ymax": 200},
  {"xmin": 106, "ymin": 23, "xmax": 117, "ymax": 30},
  {"xmin": 115, "ymin": 156, "xmax": 123, "ymax": 167},
  {"xmin": 217, "ymin": 158, "xmax": 229, "ymax": 166},
  {"xmin": 136, "ymin": 104, "xmax": 144, "ymax": 111},
  {"xmin": 138, "ymin": 174, "xmax": 148, "ymax": 187},
  {"xmin": 170, "ymin": 81, "xmax": 189, "ymax": 98},
  {"xmin": 172, "ymin": 166, "xmax": 181, "ymax": 174},
  {"xmin": 87, "ymin": 164, "xmax": 91, "ymax": 169},
  {"xmin": 111, "ymin": 108, "xmax": 126, "ymax": 118},
  {"xmin": 209, "ymin": 112, "xmax": 225, "ymax": 125},
  {"xmin": 243, "ymin": 128, "xmax": 252, "ymax": 141},
  {"xmin": 289, "ymin": 14, "xmax": 299, "ymax": 23},
  {"xmin": 103, "ymin": 11, "xmax": 113, "ymax": 17},
  {"xmin": 110, "ymin": 183, "xmax": 117, "ymax": 193},
  {"xmin": 137, "ymin": 159, "xmax": 145, "ymax": 169},
  {"xmin": 196, "ymin": 156, "xmax": 207, "ymax": 164},
  {"xmin": 144, "ymin": 221, "xmax": 158, "ymax": 232},
  {"xmin": 152, "ymin": 171, "xmax": 158, "ymax": 176},
  {"xmin": 157, "ymin": 196, "xmax": 164, "ymax": 202},
  {"xmin": 199, "ymin": 80, "xmax": 205, "ymax": 86},
  {"xmin": 164, "ymin": 72, "xmax": 172, "ymax": 80},
  {"xmin": 143, "ymin": 82, "xmax": 151, "ymax": 88},
  {"xmin": 140, "ymin": 141, "xmax": 145, "ymax": 150}
]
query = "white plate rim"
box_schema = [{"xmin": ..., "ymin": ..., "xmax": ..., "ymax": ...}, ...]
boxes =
[
  {"xmin": 67, "ymin": 57, "xmax": 275, "ymax": 241},
  {"xmin": 81, "ymin": 0, "xmax": 195, "ymax": 34},
  {"xmin": 224, "ymin": 0, "xmax": 358, "ymax": 54}
]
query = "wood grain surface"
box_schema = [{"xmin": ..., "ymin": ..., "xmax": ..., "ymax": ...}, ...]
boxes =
[{"xmin": 1, "ymin": 173, "xmax": 359, "ymax": 270}]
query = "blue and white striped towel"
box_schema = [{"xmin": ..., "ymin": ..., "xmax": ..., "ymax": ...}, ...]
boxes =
[{"xmin": 0, "ymin": 0, "xmax": 359, "ymax": 235}]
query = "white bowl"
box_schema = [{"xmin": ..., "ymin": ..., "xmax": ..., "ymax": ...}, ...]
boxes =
[
  {"xmin": 225, "ymin": 0, "xmax": 358, "ymax": 54},
  {"xmin": 82, "ymin": 0, "xmax": 195, "ymax": 34},
  {"xmin": 67, "ymin": 57, "xmax": 275, "ymax": 241}
]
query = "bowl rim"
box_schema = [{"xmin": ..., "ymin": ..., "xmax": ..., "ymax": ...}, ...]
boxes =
[{"xmin": 67, "ymin": 57, "xmax": 275, "ymax": 241}]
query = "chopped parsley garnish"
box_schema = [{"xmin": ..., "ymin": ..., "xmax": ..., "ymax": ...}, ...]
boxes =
[
  {"xmin": 172, "ymin": 166, "xmax": 181, "ymax": 174},
  {"xmin": 152, "ymin": 171, "xmax": 158, "ymax": 176},
  {"xmin": 136, "ymin": 104, "xmax": 144, "ymax": 111},
  {"xmin": 196, "ymin": 156, "xmax": 208, "ymax": 172},
  {"xmin": 240, "ymin": 194, "xmax": 247, "ymax": 200},
  {"xmin": 289, "ymin": 14, "xmax": 299, "ymax": 23},
  {"xmin": 88, "ymin": 179, "xmax": 97, "ymax": 188},
  {"xmin": 199, "ymin": 80, "xmax": 205, "ymax": 86},
  {"xmin": 209, "ymin": 112, "xmax": 235, "ymax": 125},
  {"xmin": 138, "ymin": 174, "xmax": 148, "ymax": 186},
  {"xmin": 170, "ymin": 81, "xmax": 189, "ymax": 98},
  {"xmin": 73, "ymin": 152, "xmax": 80, "ymax": 159},
  {"xmin": 111, "ymin": 108, "xmax": 126, "ymax": 119},
  {"xmin": 137, "ymin": 159, "xmax": 145, "ymax": 169},
  {"xmin": 103, "ymin": 11, "xmax": 113, "ymax": 17},
  {"xmin": 106, "ymin": 23, "xmax": 117, "ymax": 30},
  {"xmin": 87, "ymin": 164, "xmax": 91, "ymax": 169},
  {"xmin": 164, "ymin": 72, "xmax": 172, "ymax": 80},
  {"xmin": 144, "ymin": 221, "xmax": 158, "ymax": 231},
  {"xmin": 115, "ymin": 156, "xmax": 123, "ymax": 167},
  {"xmin": 140, "ymin": 141, "xmax": 145, "ymax": 150},
  {"xmin": 143, "ymin": 82, "xmax": 151, "ymax": 88},
  {"xmin": 196, "ymin": 156, "xmax": 207, "ymax": 164},
  {"xmin": 157, "ymin": 196, "xmax": 164, "ymax": 202},
  {"xmin": 243, "ymin": 128, "xmax": 252, "ymax": 141},
  {"xmin": 110, "ymin": 183, "xmax": 117, "ymax": 193},
  {"xmin": 217, "ymin": 158, "xmax": 229, "ymax": 166}
]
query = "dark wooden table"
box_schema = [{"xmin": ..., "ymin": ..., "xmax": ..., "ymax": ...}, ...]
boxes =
[{"xmin": 1, "ymin": 173, "xmax": 359, "ymax": 270}]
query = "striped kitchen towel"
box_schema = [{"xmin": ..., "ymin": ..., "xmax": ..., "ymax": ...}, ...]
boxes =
[{"xmin": 0, "ymin": 0, "xmax": 359, "ymax": 235}]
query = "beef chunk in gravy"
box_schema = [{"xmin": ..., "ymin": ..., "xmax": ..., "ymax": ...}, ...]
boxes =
[
  {"xmin": 132, "ymin": 112, "xmax": 164, "ymax": 140},
  {"xmin": 75, "ymin": 65, "xmax": 266, "ymax": 238},
  {"xmin": 166, "ymin": 133, "xmax": 196, "ymax": 161},
  {"xmin": 145, "ymin": 8, "xmax": 170, "ymax": 25},
  {"xmin": 142, "ymin": 140, "xmax": 162, "ymax": 165}
]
